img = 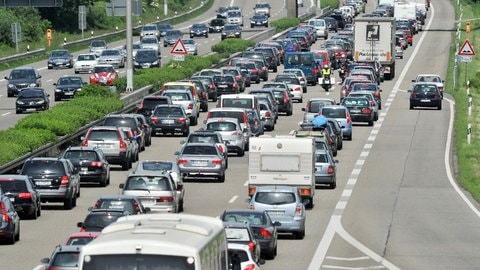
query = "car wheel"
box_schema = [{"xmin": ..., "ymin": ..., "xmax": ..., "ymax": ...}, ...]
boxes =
[
  {"xmin": 72, "ymin": 193, "xmax": 77, "ymax": 208},
  {"xmin": 54, "ymin": 96, "xmax": 60, "ymax": 102},
  {"xmin": 299, "ymin": 97, "xmax": 303, "ymax": 103},
  {"xmin": 237, "ymin": 148, "xmax": 244, "ymax": 157},
  {"xmin": 122, "ymin": 160, "xmax": 130, "ymax": 171},
  {"xmin": 37, "ymin": 204, "xmax": 41, "ymax": 217},
  {"xmin": 182, "ymin": 129, "xmax": 189, "ymax": 137},
  {"xmin": 438, "ymin": 104, "xmax": 442, "ymax": 110},
  {"xmin": 286, "ymin": 109, "xmax": 293, "ymax": 116},
  {"xmin": 205, "ymin": 33, "xmax": 208, "ymax": 38},
  {"xmin": 76, "ymin": 186, "xmax": 80, "ymax": 198},
  {"xmin": 294, "ymin": 230, "xmax": 305, "ymax": 239},
  {"xmin": 409, "ymin": 103, "xmax": 414, "ymax": 110},
  {"xmin": 99, "ymin": 176, "xmax": 107, "ymax": 187},
  {"xmin": 273, "ymin": 66, "xmax": 278, "ymax": 72},
  {"xmin": 30, "ymin": 206, "xmax": 38, "ymax": 220},
  {"xmin": 330, "ymin": 181, "xmax": 336, "ymax": 189},
  {"xmin": 64, "ymin": 195, "xmax": 73, "ymax": 210},
  {"xmin": 178, "ymin": 199, "xmax": 184, "ymax": 212},
  {"xmin": 218, "ymin": 173, "xmax": 225, "ymax": 182},
  {"xmin": 368, "ymin": 120, "xmax": 374, "ymax": 126},
  {"xmin": 191, "ymin": 117, "xmax": 198, "ymax": 126},
  {"xmin": 265, "ymin": 247, "xmax": 276, "ymax": 260}
]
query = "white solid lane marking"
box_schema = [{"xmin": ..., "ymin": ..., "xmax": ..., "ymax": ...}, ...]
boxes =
[{"xmin": 228, "ymin": 195, "xmax": 238, "ymax": 203}]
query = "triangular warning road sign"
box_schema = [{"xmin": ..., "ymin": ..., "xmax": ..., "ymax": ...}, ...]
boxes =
[
  {"xmin": 170, "ymin": 38, "xmax": 188, "ymax": 55},
  {"xmin": 458, "ymin": 39, "xmax": 476, "ymax": 56}
]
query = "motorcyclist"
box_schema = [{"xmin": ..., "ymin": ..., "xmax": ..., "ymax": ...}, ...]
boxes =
[
  {"xmin": 322, "ymin": 64, "xmax": 331, "ymax": 79},
  {"xmin": 338, "ymin": 63, "xmax": 346, "ymax": 83}
]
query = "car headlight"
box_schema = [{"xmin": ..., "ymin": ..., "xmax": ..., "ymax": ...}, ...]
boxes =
[
  {"xmin": 152, "ymin": 61, "xmax": 159, "ymax": 65},
  {"xmin": 16, "ymin": 100, "xmax": 25, "ymax": 104},
  {"xmin": 36, "ymin": 100, "xmax": 45, "ymax": 104},
  {"xmin": 8, "ymin": 84, "xmax": 15, "ymax": 88},
  {"xmin": 55, "ymin": 88, "xmax": 62, "ymax": 93},
  {"xmin": 190, "ymin": 30, "xmax": 194, "ymax": 33},
  {"xmin": 29, "ymin": 83, "xmax": 38, "ymax": 87}
]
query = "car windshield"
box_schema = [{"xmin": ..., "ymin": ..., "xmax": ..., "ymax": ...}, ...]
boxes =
[
  {"xmin": 136, "ymin": 50, "xmax": 157, "ymax": 59},
  {"xmin": 10, "ymin": 69, "xmax": 33, "ymax": 79},
  {"xmin": 182, "ymin": 39, "xmax": 195, "ymax": 45},
  {"xmin": 125, "ymin": 176, "xmax": 170, "ymax": 191},
  {"xmin": 94, "ymin": 66, "xmax": 114, "ymax": 73},
  {"xmin": 352, "ymin": 84, "xmax": 377, "ymax": 91},
  {"xmin": 57, "ymin": 77, "xmax": 83, "ymax": 85},
  {"xmin": 254, "ymin": 192, "xmax": 296, "ymax": 205},
  {"xmin": 214, "ymin": 75, "xmax": 234, "ymax": 83},
  {"xmin": 342, "ymin": 98, "xmax": 369, "ymax": 106},
  {"xmin": 101, "ymin": 50, "xmax": 120, "ymax": 56},
  {"xmin": 414, "ymin": 84, "xmax": 438, "ymax": 93},
  {"xmin": 264, "ymin": 83, "xmax": 286, "ymax": 89}
]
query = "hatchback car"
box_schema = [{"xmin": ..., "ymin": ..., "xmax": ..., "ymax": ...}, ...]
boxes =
[
  {"xmin": 81, "ymin": 126, "xmax": 133, "ymax": 170},
  {"xmin": 91, "ymin": 194, "xmax": 150, "ymax": 214},
  {"xmin": 412, "ymin": 74, "xmax": 445, "ymax": 98},
  {"xmin": 302, "ymin": 97, "xmax": 337, "ymax": 122},
  {"xmin": 320, "ymin": 105, "xmax": 353, "ymax": 140},
  {"xmin": 250, "ymin": 14, "xmax": 269, "ymax": 28},
  {"xmin": 120, "ymin": 171, "xmax": 178, "ymax": 213},
  {"xmin": 209, "ymin": 18, "xmax": 225, "ymax": 33},
  {"xmin": 133, "ymin": 49, "xmax": 160, "ymax": 69},
  {"xmin": 19, "ymin": 157, "xmax": 80, "ymax": 210},
  {"xmin": 134, "ymin": 160, "xmax": 185, "ymax": 212},
  {"xmin": 205, "ymin": 118, "xmax": 246, "ymax": 157},
  {"xmin": 221, "ymin": 24, "xmax": 242, "ymax": 40},
  {"xmin": 47, "ymin": 49, "xmax": 73, "ymax": 69},
  {"xmin": 224, "ymin": 222, "xmax": 261, "ymax": 262},
  {"xmin": 273, "ymin": 75, "xmax": 303, "ymax": 103},
  {"xmin": 53, "ymin": 75, "xmax": 86, "ymax": 101},
  {"xmin": 314, "ymin": 150, "xmax": 337, "ymax": 189},
  {"xmin": 351, "ymin": 82, "xmax": 382, "ymax": 109},
  {"xmin": 221, "ymin": 209, "xmax": 280, "ymax": 259},
  {"xmin": 0, "ymin": 174, "xmax": 41, "ymax": 219},
  {"xmin": 40, "ymin": 245, "xmax": 81, "ymax": 270},
  {"xmin": 190, "ymin": 23, "xmax": 209, "ymax": 38},
  {"xmin": 0, "ymin": 194, "xmax": 20, "ymax": 244},
  {"xmin": 409, "ymin": 82, "xmax": 442, "ymax": 110},
  {"xmin": 5, "ymin": 67, "xmax": 42, "ymax": 97},
  {"xmin": 89, "ymin": 39, "xmax": 108, "ymax": 56},
  {"xmin": 150, "ymin": 104, "xmax": 190, "ymax": 136},
  {"xmin": 213, "ymin": 74, "xmax": 240, "ymax": 96},
  {"xmin": 89, "ymin": 64, "xmax": 118, "ymax": 86},
  {"xmin": 140, "ymin": 36, "xmax": 161, "ymax": 56},
  {"xmin": 135, "ymin": 95, "xmax": 172, "ymax": 120},
  {"xmin": 341, "ymin": 96, "xmax": 375, "ymax": 126},
  {"xmin": 248, "ymin": 185, "xmax": 306, "ymax": 239},
  {"xmin": 175, "ymin": 143, "xmax": 227, "ymax": 182},
  {"xmin": 228, "ymin": 243, "xmax": 264, "ymax": 270},
  {"xmin": 15, "ymin": 87, "xmax": 50, "ymax": 114},
  {"xmin": 61, "ymin": 146, "xmax": 110, "ymax": 187},
  {"xmin": 77, "ymin": 209, "xmax": 128, "ymax": 232}
]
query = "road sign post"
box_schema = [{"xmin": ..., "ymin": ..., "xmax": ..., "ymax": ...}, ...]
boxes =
[
  {"xmin": 46, "ymin": 28, "xmax": 52, "ymax": 47},
  {"xmin": 78, "ymin": 5, "xmax": 87, "ymax": 39},
  {"xmin": 170, "ymin": 38, "xmax": 188, "ymax": 61},
  {"xmin": 457, "ymin": 39, "xmax": 475, "ymax": 86},
  {"xmin": 11, "ymin": 23, "xmax": 21, "ymax": 53}
]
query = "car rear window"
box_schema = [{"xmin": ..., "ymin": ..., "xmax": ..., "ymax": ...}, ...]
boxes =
[
  {"xmin": 225, "ymin": 228, "xmax": 251, "ymax": 241},
  {"xmin": 183, "ymin": 145, "xmax": 218, "ymax": 155},
  {"xmin": 228, "ymin": 250, "xmax": 249, "ymax": 263},
  {"xmin": 207, "ymin": 121, "xmax": 237, "ymax": 131},
  {"xmin": 321, "ymin": 108, "xmax": 346, "ymax": 118},
  {"xmin": 315, "ymin": 153, "xmax": 328, "ymax": 163},
  {"xmin": 96, "ymin": 199, "xmax": 135, "ymax": 213},
  {"xmin": 125, "ymin": 176, "xmax": 171, "ymax": 191},
  {"xmin": 209, "ymin": 111, "xmax": 244, "ymax": 124},
  {"xmin": 104, "ymin": 117, "xmax": 137, "ymax": 130},
  {"xmin": 221, "ymin": 98, "xmax": 253, "ymax": 109},
  {"xmin": 188, "ymin": 135, "xmax": 218, "ymax": 144},
  {"xmin": 84, "ymin": 213, "xmax": 123, "ymax": 229},
  {"xmin": 139, "ymin": 161, "xmax": 172, "ymax": 171},
  {"xmin": 88, "ymin": 130, "xmax": 118, "ymax": 141},
  {"xmin": 315, "ymin": 141, "xmax": 328, "ymax": 151},
  {"xmin": 309, "ymin": 100, "xmax": 334, "ymax": 113},
  {"xmin": 0, "ymin": 180, "xmax": 27, "ymax": 192},
  {"xmin": 63, "ymin": 150, "xmax": 98, "ymax": 160},
  {"xmin": 22, "ymin": 160, "xmax": 64, "ymax": 174},
  {"xmin": 254, "ymin": 192, "xmax": 296, "ymax": 205},
  {"xmin": 153, "ymin": 106, "xmax": 184, "ymax": 116}
]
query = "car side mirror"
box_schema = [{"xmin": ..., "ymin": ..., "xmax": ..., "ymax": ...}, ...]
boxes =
[
  {"xmin": 77, "ymin": 222, "xmax": 84, "ymax": 228},
  {"xmin": 119, "ymin": 183, "xmax": 124, "ymax": 189},
  {"xmin": 273, "ymin": 221, "xmax": 282, "ymax": 226},
  {"xmin": 40, "ymin": 258, "xmax": 50, "ymax": 264},
  {"xmin": 174, "ymin": 151, "xmax": 181, "ymax": 156},
  {"xmin": 144, "ymin": 207, "xmax": 151, "ymax": 213}
]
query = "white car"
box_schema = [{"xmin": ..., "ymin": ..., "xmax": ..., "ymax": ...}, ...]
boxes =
[
  {"xmin": 274, "ymin": 74, "xmax": 303, "ymax": 103},
  {"xmin": 412, "ymin": 74, "xmax": 445, "ymax": 98},
  {"xmin": 97, "ymin": 49, "xmax": 125, "ymax": 68},
  {"xmin": 73, "ymin": 53, "xmax": 97, "ymax": 74},
  {"xmin": 226, "ymin": 10, "xmax": 244, "ymax": 26},
  {"xmin": 228, "ymin": 243, "xmax": 264, "ymax": 270},
  {"xmin": 140, "ymin": 36, "xmax": 160, "ymax": 56}
]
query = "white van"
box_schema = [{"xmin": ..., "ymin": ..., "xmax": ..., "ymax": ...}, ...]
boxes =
[{"xmin": 78, "ymin": 214, "xmax": 229, "ymax": 270}]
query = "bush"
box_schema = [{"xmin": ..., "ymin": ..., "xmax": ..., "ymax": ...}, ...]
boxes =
[
  {"xmin": 211, "ymin": 39, "xmax": 256, "ymax": 58},
  {"xmin": 270, "ymin": 17, "xmax": 301, "ymax": 32}
]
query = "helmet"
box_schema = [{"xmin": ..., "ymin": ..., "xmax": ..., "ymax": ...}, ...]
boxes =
[{"xmin": 323, "ymin": 64, "xmax": 329, "ymax": 68}]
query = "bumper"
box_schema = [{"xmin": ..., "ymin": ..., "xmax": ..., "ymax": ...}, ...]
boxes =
[
  {"xmin": 315, "ymin": 175, "xmax": 336, "ymax": 185},
  {"xmin": 152, "ymin": 124, "xmax": 189, "ymax": 134},
  {"xmin": 350, "ymin": 114, "xmax": 374, "ymax": 122},
  {"xmin": 271, "ymin": 217, "xmax": 305, "ymax": 233},
  {"xmin": 38, "ymin": 189, "xmax": 70, "ymax": 202},
  {"xmin": 105, "ymin": 154, "xmax": 129, "ymax": 165},
  {"xmin": 16, "ymin": 105, "xmax": 47, "ymax": 113}
]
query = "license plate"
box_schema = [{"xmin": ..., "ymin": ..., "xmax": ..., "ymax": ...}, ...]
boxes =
[
  {"xmin": 267, "ymin": 210, "xmax": 285, "ymax": 216},
  {"xmin": 141, "ymin": 199, "xmax": 156, "ymax": 205},
  {"xmin": 9, "ymin": 197, "xmax": 14, "ymax": 202},
  {"xmin": 65, "ymin": 92, "xmax": 74, "ymax": 95},
  {"xmin": 218, "ymin": 84, "xmax": 228, "ymax": 88},
  {"xmin": 420, "ymin": 99, "xmax": 431, "ymax": 102},
  {"xmin": 162, "ymin": 119, "xmax": 174, "ymax": 124},
  {"xmin": 350, "ymin": 109, "xmax": 361, "ymax": 113},
  {"xmin": 36, "ymin": 180, "xmax": 51, "ymax": 186},
  {"xmin": 81, "ymin": 167, "xmax": 88, "ymax": 171},
  {"xmin": 192, "ymin": 160, "xmax": 208, "ymax": 167},
  {"xmin": 96, "ymin": 143, "xmax": 113, "ymax": 148}
]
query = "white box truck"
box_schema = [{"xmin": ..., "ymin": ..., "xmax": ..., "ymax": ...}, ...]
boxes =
[
  {"xmin": 354, "ymin": 17, "xmax": 396, "ymax": 80},
  {"xmin": 248, "ymin": 136, "xmax": 315, "ymax": 208},
  {"xmin": 394, "ymin": 1, "xmax": 417, "ymax": 20}
]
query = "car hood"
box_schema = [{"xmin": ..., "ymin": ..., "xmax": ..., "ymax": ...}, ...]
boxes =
[{"xmin": 55, "ymin": 84, "xmax": 83, "ymax": 90}]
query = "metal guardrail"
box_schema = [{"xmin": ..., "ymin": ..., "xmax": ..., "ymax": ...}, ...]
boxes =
[
  {"xmin": 0, "ymin": 5, "xmax": 328, "ymax": 174},
  {"xmin": 0, "ymin": 48, "xmax": 46, "ymax": 64}
]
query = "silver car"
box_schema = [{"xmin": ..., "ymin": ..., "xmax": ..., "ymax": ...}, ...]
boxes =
[
  {"xmin": 314, "ymin": 150, "xmax": 337, "ymax": 189},
  {"xmin": 175, "ymin": 143, "xmax": 227, "ymax": 182},
  {"xmin": 283, "ymin": 68, "xmax": 308, "ymax": 93},
  {"xmin": 89, "ymin": 39, "xmax": 108, "ymax": 57},
  {"xmin": 97, "ymin": 49, "xmax": 125, "ymax": 68},
  {"xmin": 227, "ymin": 10, "xmax": 244, "ymax": 26},
  {"xmin": 248, "ymin": 185, "xmax": 306, "ymax": 239},
  {"xmin": 301, "ymin": 97, "xmax": 337, "ymax": 122},
  {"xmin": 205, "ymin": 118, "xmax": 246, "ymax": 157},
  {"xmin": 119, "ymin": 171, "xmax": 179, "ymax": 213},
  {"xmin": 140, "ymin": 36, "xmax": 160, "ymax": 56},
  {"xmin": 182, "ymin": 38, "xmax": 198, "ymax": 55},
  {"xmin": 258, "ymin": 100, "xmax": 275, "ymax": 131},
  {"xmin": 140, "ymin": 23, "xmax": 160, "ymax": 39},
  {"xmin": 134, "ymin": 160, "xmax": 185, "ymax": 212}
]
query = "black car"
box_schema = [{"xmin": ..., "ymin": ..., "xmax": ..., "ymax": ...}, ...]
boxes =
[
  {"xmin": 53, "ymin": 75, "xmax": 86, "ymax": 101},
  {"xmin": 250, "ymin": 14, "xmax": 269, "ymax": 28},
  {"xmin": 190, "ymin": 75, "xmax": 218, "ymax": 102},
  {"xmin": 47, "ymin": 49, "xmax": 73, "ymax": 69},
  {"xmin": 216, "ymin": 6, "xmax": 229, "ymax": 18},
  {"xmin": 157, "ymin": 23, "xmax": 173, "ymax": 37},
  {"xmin": 5, "ymin": 67, "xmax": 42, "ymax": 97},
  {"xmin": 77, "ymin": 209, "xmax": 128, "ymax": 232},
  {"xmin": 0, "ymin": 195, "xmax": 20, "ymax": 244},
  {"xmin": 253, "ymin": 47, "xmax": 279, "ymax": 72},
  {"xmin": 135, "ymin": 95, "xmax": 172, "ymax": 120},
  {"xmin": 15, "ymin": 87, "xmax": 50, "ymax": 114},
  {"xmin": 221, "ymin": 209, "xmax": 280, "ymax": 259},
  {"xmin": 150, "ymin": 104, "xmax": 190, "ymax": 136},
  {"xmin": 0, "ymin": 175, "xmax": 41, "ymax": 219},
  {"xmin": 19, "ymin": 157, "xmax": 81, "ymax": 210},
  {"xmin": 213, "ymin": 74, "xmax": 240, "ymax": 96},
  {"xmin": 133, "ymin": 49, "xmax": 160, "ymax": 69},
  {"xmin": 409, "ymin": 83, "xmax": 442, "ymax": 110},
  {"xmin": 208, "ymin": 18, "xmax": 225, "ymax": 33},
  {"xmin": 164, "ymin": 29, "xmax": 183, "ymax": 47},
  {"xmin": 61, "ymin": 146, "xmax": 111, "ymax": 187},
  {"xmin": 221, "ymin": 24, "xmax": 242, "ymax": 40},
  {"xmin": 190, "ymin": 23, "xmax": 209, "ymax": 38},
  {"xmin": 91, "ymin": 194, "xmax": 150, "ymax": 214}
]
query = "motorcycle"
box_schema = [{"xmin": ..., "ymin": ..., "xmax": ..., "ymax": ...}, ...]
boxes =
[
  {"xmin": 321, "ymin": 74, "xmax": 332, "ymax": 91},
  {"xmin": 338, "ymin": 67, "xmax": 346, "ymax": 83}
]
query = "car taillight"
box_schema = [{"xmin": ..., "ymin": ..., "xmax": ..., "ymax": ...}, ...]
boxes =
[
  {"xmin": 233, "ymin": 83, "xmax": 238, "ymax": 89},
  {"xmin": 234, "ymin": 131, "xmax": 241, "ymax": 135},
  {"xmin": 362, "ymin": 108, "xmax": 372, "ymax": 114},
  {"xmin": 133, "ymin": 200, "xmax": 141, "ymax": 214},
  {"xmin": 1, "ymin": 201, "xmax": 10, "ymax": 222},
  {"xmin": 235, "ymin": 75, "xmax": 241, "ymax": 80},
  {"xmin": 283, "ymin": 92, "xmax": 288, "ymax": 103},
  {"xmin": 18, "ymin": 192, "xmax": 32, "ymax": 199},
  {"xmin": 251, "ymin": 69, "xmax": 258, "ymax": 74},
  {"xmin": 81, "ymin": 140, "xmax": 88, "ymax": 147},
  {"xmin": 210, "ymin": 84, "xmax": 216, "ymax": 90},
  {"xmin": 158, "ymin": 196, "xmax": 174, "ymax": 202},
  {"xmin": 212, "ymin": 159, "xmax": 222, "ymax": 165},
  {"xmin": 217, "ymin": 145, "xmax": 224, "ymax": 153},
  {"xmin": 137, "ymin": 102, "xmax": 143, "ymax": 111},
  {"xmin": 188, "ymin": 103, "xmax": 193, "ymax": 109},
  {"xmin": 259, "ymin": 228, "xmax": 272, "ymax": 238},
  {"xmin": 247, "ymin": 241, "xmax": 256, "ymax": 253},
  {"xmin": 346, "ymin": 114, "xmax": 351, "ymax": 124},
  {"xmin": 295, "ymin": 204, "xmax": 303, "ymax": 216},
  {"xmin": 262, "ymin": 67, "xmax": 267, "ymax": 71},
  {"xmin": 265, "ymin": 111, "xmax": 271, "ymax": 118},
  {"xmin": 294, "ymin": 87, "xmax": 301, "ymax": 92},
  {"xmin": 178, "ymin": 159, "xmax": 187, "ymax": 165},
  {"xmin": 119, "ymin": 139, "xmax": 128, "ymax": 150},
  {"xmin": 244, "ymin": 264, "xmax": 257, "ymax": 270},
  {"xmin": 93, "ymin": 200, "xmax": 100, "ymax": 209},
  {"xmin": 79, "ymin": 228, "xmax": 86, "ymax": 232},
  {"xmin": 60, "ymin": 175, "xmax": 69, "ymax": 187},
  {"xmin": 328, "ymin": 165, "xmax": 334, "ymax": 175},
  {"xmin": 150, "ymin": 117, "xmax": 159, "ymax": 124},
  {"xmin": 374, "ymin": 92, "xmax": 380, "ymax": 98},
  {"xmin": 178, "ymin": 118, "xmax": 187, "ymax": 124},
  {"xmin": 434, "ymin": 92, "xmax": 441, "ymax": 98},
  {"xmin": 176, "ymin": 182, "xmax": 183, "ymax": 191},
  {"xmin": 91, "ymin": 161, "xmax": 103, "ymax": 167},
  {"xmin": 369, "ymin": 101, "xmax": 376, "ymax": 106}
]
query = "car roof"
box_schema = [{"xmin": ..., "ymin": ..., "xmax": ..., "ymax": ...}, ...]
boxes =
[
  {"xmin": 52, "ymin": 245, "xmax": 82, "ymax": 253},
  {"xmin": 206, "ymin": 117, "xmax": 240, "ymax": 124},
  {"xmin": 97, "ymin": 194, "xmax": 139, "ymax": 200},
  {"xmin": 255, "ymin": 185, "xmax": 298, "ymax": 192}
]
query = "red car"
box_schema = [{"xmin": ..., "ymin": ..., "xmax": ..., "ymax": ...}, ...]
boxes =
[
  {"xmin": 89, "ymin": 64, "xmax": 118, "ymax": 86},
  {"xmin": 65, "ymin": 231, "xmax": 101, "ymax": 245}
]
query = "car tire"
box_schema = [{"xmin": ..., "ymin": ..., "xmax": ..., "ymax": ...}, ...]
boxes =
[
  {"xmin": 218, "ymin": 173, "xmax": 225, "ymax": 182},
  {"xmin": 54, "ymin": 96, "xmax": 60, "ymax": 102},
  {"xmin": 286, "ymin": 109, "xmax": 293, "ymax": 116},
  {"xmin": 178, "ymin": 200, "xmax": 184, "ymax": 212},
  {"xmin": 273, "ymin": 66, "xmax": 278, "ymax": 72},
  {"xmin": 265, "ymin": 247, "xmax": 276, "ymax": 260},
  {"xmin": 330, "ymin": 181, "xmax": 336, "ymax": 189},
  {"xmin": 438, "ymin": 104, "xmax": 442, "ymax": 110},
  {"xmin": 237, "ymin": 148, "xmax": 244, "ymax": 157},
  {"xmin": 15, "ymin": 224, "xmax": 20, "ymax": 242},
  {"xmin": 409, "ymin": 103, "xmax": 414, "ymax": 110},
  {"xmin": 37, "ymin": 204, "xmax": 41, "ymax": 217},
  {"xmin": 72, "ymin": 193, "xmax": 77, "ymax": 208},
  {"xmin": 182, "ymin": 129, "xmax": 189, "ymax": 137},
  {"xmin": 29, "ymin": 207, "xmax": 38, "ymax": 220},
  {"xmin": 99, "ymin": 177, "xmax": 107, "ymax": 187},
  {"xmin": 64, "ymin": 195, "xmax": 73, "ymax": 210},
  {"xmin": 294, "ymin": 230, "xmax": 305, "ymax": 240},
  {"xmin": 122, "ymin": 160, "xmax": 130, "ymax": 171}
]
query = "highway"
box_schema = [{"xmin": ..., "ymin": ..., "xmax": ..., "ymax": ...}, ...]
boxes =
[{"xmin": 2, "ymin": 0, "xmax": 480, "ymax": 269}]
